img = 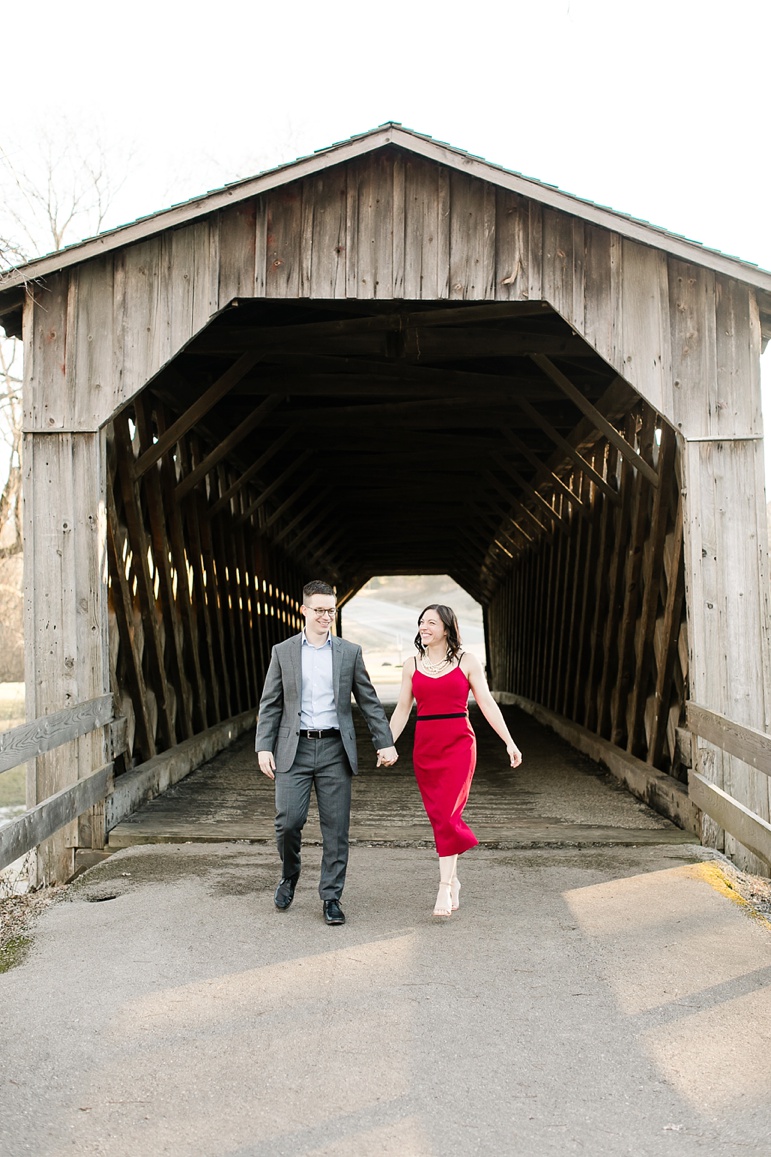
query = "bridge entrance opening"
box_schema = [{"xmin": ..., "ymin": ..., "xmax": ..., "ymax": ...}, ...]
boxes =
[{"xmin": 103, "ymin": 297, "xmax": 689, "ymax": 850}]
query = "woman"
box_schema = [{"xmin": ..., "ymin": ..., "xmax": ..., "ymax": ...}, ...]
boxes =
[{"xmin": 389, "ymin": 604, "xmax": 522, "ymax": 918}]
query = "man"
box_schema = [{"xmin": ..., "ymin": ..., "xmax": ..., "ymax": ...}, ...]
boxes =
[{"xmin": 255, "ymin": 580, "xmax": 398, "ymax": 925}]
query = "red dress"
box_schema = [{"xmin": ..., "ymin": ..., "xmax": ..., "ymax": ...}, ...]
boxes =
[{"xmin": 412, "ymin": 664, "xmax": 478, "ymax": 856}]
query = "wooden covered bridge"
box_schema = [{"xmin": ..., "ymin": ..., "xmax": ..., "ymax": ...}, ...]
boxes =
[{"xmin": 1, "ymin": 124, "xmax": 771, "ymax": 885}]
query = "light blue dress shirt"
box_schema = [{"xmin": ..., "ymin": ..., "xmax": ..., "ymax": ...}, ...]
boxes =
[{"xmin": 300, "ymin": 630, "xmax": 340, "ymax": 729}]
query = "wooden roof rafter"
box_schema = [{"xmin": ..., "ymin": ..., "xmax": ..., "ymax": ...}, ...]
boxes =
[
  {"xmin": 175, "ymin": 394, "xmax": 283, "ymax": 500},
  {"xmin": 530, "ymin": 355, "xmax": 659, "ymax": 489},
  {"xmin": 133, "ymin": 353, "xmax": 264, "ymax": 479},
  {"xmin": 207, "ymin": 428, "xmax": 296, "ymax": 518},
  {"xmin": 501, "ymin": 428, "xmax": 586, "ymax": 517}
]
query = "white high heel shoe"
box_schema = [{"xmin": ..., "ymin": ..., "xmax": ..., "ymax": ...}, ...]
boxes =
[{"xmin": 450, "ymin": 876, "xmax": 461, "ymax": 911}]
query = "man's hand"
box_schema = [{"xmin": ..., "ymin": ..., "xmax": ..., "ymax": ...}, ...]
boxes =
[
  {"xmin": 376, "ymin": 746, "xmax": 398, "ymax": 768},
  {"xmin": 258, "ymin": 750, "xmax": 276, "ymax": 780}
]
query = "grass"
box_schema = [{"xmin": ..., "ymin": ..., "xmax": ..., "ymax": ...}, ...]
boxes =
[
  {"xmin": 0, "ymin": 766, "xmax": 25, "ymax": 807},
  {"xmin": 0, "ymin": 934, "xmax": 31, "ymax": 973}
]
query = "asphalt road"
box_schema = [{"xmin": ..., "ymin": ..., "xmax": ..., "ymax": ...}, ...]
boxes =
[{"xmin": 2, "ymin": 842, "xmax": 771, "ymax": 1156}]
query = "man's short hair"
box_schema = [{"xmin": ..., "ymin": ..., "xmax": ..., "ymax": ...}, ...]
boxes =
[{"xmin": 302, "ymin": 580, "xmax": 335, "ymax": 603}]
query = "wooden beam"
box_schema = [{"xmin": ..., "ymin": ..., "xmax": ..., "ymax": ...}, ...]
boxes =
[
  {"xmin": 180, "ymin": 460, "xmax": 222, "ymax": 724},
  {"xmin": 583, "ymin": 447, "xmax": 619, "ymax": 730},
  {"xmin": 689, "ymin": 772, "xmax": 771, "ymax": 867},
  {"xmin": 596, "ymin": 435, "xmax": 635, "ymax": 738},
  {"xmin": 175, "ymin": 395, "xmax": 284, "ymax": 500},
  {"xmin": 531, "ymin": 356, "xmax": 660, "ymax": 489},
  {"xmin": 231, "ymin": 352, "xmax": 556, "ymax": 401},
  {"xmin": 502, "ymin": 427, "xmax": 585, "ymax": 514},
  {"xmin": 134, "ymin": 397, "xmax": 196, "ymax": 740},
  {"xmin": 208, "ymin": 429, "xmax": 295, "ymax": 517},
  {"xmin": 133, "ymin": 352, "xmax": 263, "ymax": 479},
  {"xmin": 687, "ymin": 704, "xmax": 771, "ymax": 779},
  {"xmin": 153, "ymin": 401, "xmax": 209, "ymax": 730},
  {"xmin": 511, "ymin": 392, "xmax": 618, "ymax": 503},
  {"xmin": 0, "ymin": 764, "xmax": 113, "ymax": 873},
  {"xmin": 195, "ymin": 324, "xmax": 593, "ymax": 361},
  {"xmin": 610, "ymin": 407, "xmax": 656, "ymax": 747},
  {"xmin": 494, "ymin": 454, "xmax": 564, "ymax": 526},
  {"xmin": 560, "ymin": 470, "xmax": 592, "ymax": 717},
  {"xmin": 231, "ymin": 516, "xmax": 260, "ymax": 704},
  {"xmin": 231, "ymin": 450, "xmax": 312, "ymax": 525},
  {"xmin": 105, "ymin": 484, "xmax": 157, "ymax": 760},
  {"xmin": 648, "ymin": 498, "xmax": 686, "ymax": 768},
  {"xmin": 250, "ymin": 470, "xmax": 320, "ymax": 531},
  {"xmin": 210, "ymin": 301, "xmax": 553, "ymax": 346},
  {"xmin": 193, "ymin": 483, "xmax": 233, "ymax": 718},
  {"xmin": 271, "ymin": 485, "xmax": 331, "ymax": 543},
  {"xmin": 219, "ymin": 492, "xmax": 253, "ymax": 711},
  {"xmin": 257, "ymin": 394, "xmax": 515, "ymax": 425},
  {"xmin": 627, "ymin": 424, "xmax": 677, "ymax": 757},
  {"xmin": 282, "ymin": 517, "xmax": 347, "ymax": 555},
  {"xmin": 485, "ymin": 471, "xmax": 551, "ymax": 536},
  {"xmin": 0, "ymin": 696, "xmax": 113, "ymax": 776},
  {"xmin": 113, "ymin": 416, "xmax": 177, "ymax": 748}
]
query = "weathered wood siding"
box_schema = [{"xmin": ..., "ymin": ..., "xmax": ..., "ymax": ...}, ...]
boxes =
[
  {"xmin": 22, "ymin": 153, "xmax": 766, "ymax": 438},
  {"xmin": 22, "ymin": 428, "xmax": 110, "ymax": 883}
]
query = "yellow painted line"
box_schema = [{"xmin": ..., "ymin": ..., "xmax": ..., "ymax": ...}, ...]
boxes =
[{"xmin": 682, "ymin": 861, "xmax": 771, "ymax": 930}]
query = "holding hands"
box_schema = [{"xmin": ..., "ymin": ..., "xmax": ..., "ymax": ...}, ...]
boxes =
[{"xmin": 377, "ymin": 746, "xmax": 398, "ymax": 767}]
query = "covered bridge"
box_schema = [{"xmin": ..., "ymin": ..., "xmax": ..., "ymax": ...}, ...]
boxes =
[{"xmin": 1, "ymin": 124, "xmax": 770, "ymax": 884}]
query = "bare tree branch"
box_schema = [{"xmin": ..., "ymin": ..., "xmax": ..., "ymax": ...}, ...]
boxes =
[{"xmin": 0, "ymin": 117, "xmax": 134, "ymax": 652}]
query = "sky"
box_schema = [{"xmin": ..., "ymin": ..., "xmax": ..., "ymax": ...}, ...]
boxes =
[{"xmin": 4, "ymin": 0, "xmax": 771, "ymax": 473}]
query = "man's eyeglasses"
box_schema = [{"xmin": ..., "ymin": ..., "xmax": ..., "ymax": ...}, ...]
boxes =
[{"xmin": 309, "ymin": 607, "xmax": 336, "ymax": 618}]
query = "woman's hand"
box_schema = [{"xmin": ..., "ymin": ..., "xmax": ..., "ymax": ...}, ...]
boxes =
[{"xmin": 506, "ymin": 742, "xmax": 522, "ymax": 769}]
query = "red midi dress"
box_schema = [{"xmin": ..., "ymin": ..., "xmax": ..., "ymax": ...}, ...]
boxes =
[{"xmin": 412, "ymin": 665, "xmax": 478, "ymax": 856}]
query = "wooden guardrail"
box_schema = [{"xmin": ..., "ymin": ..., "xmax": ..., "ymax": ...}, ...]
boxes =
[
  {"xmin": 0, "ymin": 696, "xmax": 116, "ymax": 873},
  {"xmin": 686, "ymin": 701, "xmax": 771, "ymax": 866}
]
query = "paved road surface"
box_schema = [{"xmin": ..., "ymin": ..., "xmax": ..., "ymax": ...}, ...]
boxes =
[
  {"xmin": 2, "ymin": 842, "xmax": 770, "ymax": 1156},
  {"xmin": 4, "ymin": 702, "xmax": 770, "ymax": 1155}
]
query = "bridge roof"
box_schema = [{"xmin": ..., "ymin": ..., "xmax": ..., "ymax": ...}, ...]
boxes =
[{"xmin": 2, "ymin": 122, "xmax": 771, "ymax": 303}]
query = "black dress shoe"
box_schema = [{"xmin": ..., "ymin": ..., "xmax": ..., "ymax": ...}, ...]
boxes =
[
  {"xmin": 323, "ymin": 899, "xmax": 346, "ymax": 925},
  {"xmin": 274, "ymin": 874, "xmax": 299, "ymax": 910}
]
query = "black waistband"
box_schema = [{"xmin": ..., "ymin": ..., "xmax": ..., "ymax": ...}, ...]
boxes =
[
  {"xmin": 299, "ymin": 728, "xmax": 340, "ymax": 739},
  {"xmin": 416, "ymin": 713, "xmax": 468, "ymax": 721}
]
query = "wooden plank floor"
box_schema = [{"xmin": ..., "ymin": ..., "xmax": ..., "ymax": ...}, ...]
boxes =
[{"xmin": 108, "ymin": 703, "xmax": 697, "ymax": 850}]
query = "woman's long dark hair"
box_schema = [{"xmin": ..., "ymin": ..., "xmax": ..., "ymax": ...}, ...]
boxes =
[{"xmin": 414, "ymin": 604, "xmax": 463, "ymax": 661}]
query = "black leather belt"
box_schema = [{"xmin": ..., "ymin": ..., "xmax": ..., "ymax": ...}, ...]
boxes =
[
  {"xmin": 416, "ymin": 713, "xmax": 468, "ymax": 721},
  {"xmin": 299, "ymin": 728, "xmax": 340, "ymax": 739}
]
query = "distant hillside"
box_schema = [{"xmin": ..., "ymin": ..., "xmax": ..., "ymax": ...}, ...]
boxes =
[{"xmin": 354, "ymin": 574, "xmax": 482, "ymax": 624}]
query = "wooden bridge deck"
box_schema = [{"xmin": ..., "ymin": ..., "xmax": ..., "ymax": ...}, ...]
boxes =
[{"xmin": 108, "ymin": 701, "xmax": 696, "ymax": 851}]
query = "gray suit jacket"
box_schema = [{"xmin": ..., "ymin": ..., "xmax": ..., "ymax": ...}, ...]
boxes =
[{"xmin": 254, "ymin": 634, "xmax": 393, "ymax": 774}]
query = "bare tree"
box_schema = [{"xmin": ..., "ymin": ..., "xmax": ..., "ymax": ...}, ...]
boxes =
[
  {"xmin": 0, "ymin": 117, "xmax": 129, "ymax": 270},
  {"xmin": 0, "ymin": 338, "xmax": 21, "ymax": 559}
]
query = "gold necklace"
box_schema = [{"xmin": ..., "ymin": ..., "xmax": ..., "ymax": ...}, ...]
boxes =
[{"xmin": 421, "ymin": 648, "xmax": 451, "ymax": 675}]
